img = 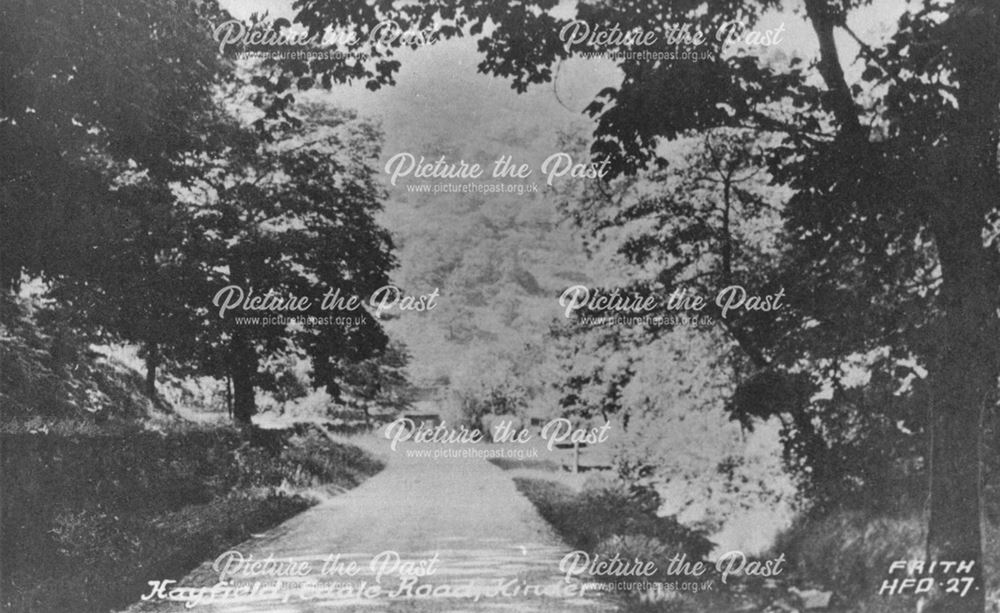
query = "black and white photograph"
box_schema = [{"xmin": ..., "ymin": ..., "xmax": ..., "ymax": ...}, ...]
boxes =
[{"xmin": 1, "ymin": 0, "xmax": 998, "ymax": 611}]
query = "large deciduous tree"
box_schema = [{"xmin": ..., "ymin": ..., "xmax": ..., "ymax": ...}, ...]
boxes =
[
  {"xmin": 1, "ymin": 0, "xmax": 232, "ymax": 398},
  {"xmin": 179, "ymin": 105, "xmax": 395, "ymax": 424},
  {"xmin": 0, "ymin": 0, "xmax": 228, "ymax": 287}
]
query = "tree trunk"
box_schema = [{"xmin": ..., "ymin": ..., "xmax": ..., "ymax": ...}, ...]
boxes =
[
  {"xmin": 145, "ymin": 342, "xmax": 158, "ymax": 398},
  {"xmin": 923, "ymin": 5, "xmax": 999, "ymax": 610},
  {"xmin": 227, "ymin": 258, "xmax": 260, "ymax": 427},
  {"xmin": 230, "ymin": 331, "xmax": 257, "ymax": 426},
  {"xmin": 226, "ymin": 373, "xmax": 233, "ymax": 419},
  {"xmin": 924, "ymin": 194, "xmax": 996, "ymax": 613}
]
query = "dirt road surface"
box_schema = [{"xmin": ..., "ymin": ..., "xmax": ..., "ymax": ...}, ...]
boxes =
[{"xmin": 127, "ymin": 442, "xmax": 618, "ymax": 612}]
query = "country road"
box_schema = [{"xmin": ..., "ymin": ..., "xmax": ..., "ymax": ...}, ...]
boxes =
[{"xmin": 127, "ymin": 441, "xmax": 618, "ymax": 613}]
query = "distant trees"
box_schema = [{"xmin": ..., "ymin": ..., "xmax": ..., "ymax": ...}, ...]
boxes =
[
  {"xmin": 364, "ymin": 129, "xmax": 589, "ymax": 405},
  {"xmin": 449, "ymin": 347, "xmax": 534, "ymax": 429},
  {"xmin": 338, "ymin": 341, "xmax": 412, "ymax": 427}
]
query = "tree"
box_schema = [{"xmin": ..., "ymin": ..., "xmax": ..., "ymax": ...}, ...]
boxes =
[
  {"xmin": 0, "ymin": 3, "xmax": 403, "ymax": 432},
  {"xmin": 267, "ymin": 1, "xmax": 998, "ymax": 609},
  {"xmin": 47, "ymin": 178, "xmax": 210, "ymax": 398},
  {"xmin": 0, "ymin": 0, "xmax": 228, "ymax": 287},
  {"xmin": 178, "ymin": 104, "xmax": 395, "ymax": 424},
  {"xmin": 338, "ymin": 340, "xmax": 413, "ymax": 427},
  {"xmin": 555, "ymin": 127, "xmax": 927, "ymax": 514},
  {"xmin": 1, "ymin": 0, "xmax": 233, "ymax": 399}
]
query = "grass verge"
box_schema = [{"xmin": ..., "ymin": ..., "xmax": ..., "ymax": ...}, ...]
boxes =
[{"xmin": 1, "ymin": 426, "xmax": 383, "ymax": 613}]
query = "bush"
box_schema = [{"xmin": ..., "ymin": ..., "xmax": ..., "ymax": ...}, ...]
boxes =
[
  {"xmin": 513, "ymin": 475, "xmax": 714, "ymax": 568},
  {"xmin": 446, "ymin": 350, "xmax": 531, "ymax": 430},
  {"xmin": 773, "ymin": 509, "xmax": 999, "ymax": 611},
  {"xmin": 773, "ymin": 511, "xmax": 924, "ymax": 598},
  {"xmin": 282, "ymin": 429, "xmax": 383, "ymax": 486},
  {"xmin": 0, "ymin": 294, "xmax": 169, "ymax": 424},
  {"xmin": 593, "ymin": 534, "xmax": 673, "ymax": 581}
]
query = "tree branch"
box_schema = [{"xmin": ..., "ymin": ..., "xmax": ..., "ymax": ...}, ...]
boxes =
[{"xmin": 802, "ymin": 0, "xmax": 867, "ymax": 143}]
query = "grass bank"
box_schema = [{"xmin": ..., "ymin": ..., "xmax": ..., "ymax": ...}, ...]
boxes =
[
  {"xmin": 501, "ymin": 464, "xmax": 720, "ymax": 611},
  {"xmin": 1, "ymin": 426, "xmax": 383, "ymax": 613},
  {"xmin": 501, "ymin": 461, "xmax": 1000, "ymax": 612}
]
